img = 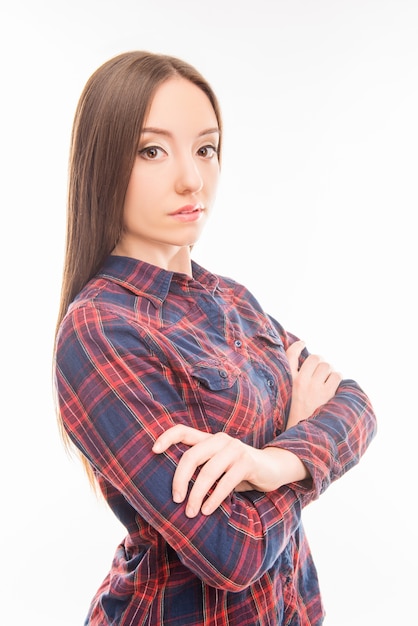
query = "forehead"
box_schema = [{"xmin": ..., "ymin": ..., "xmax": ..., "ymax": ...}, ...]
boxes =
[{"xmin": 144, "ymin": 77, "xmax": 218, "ymax": 132}]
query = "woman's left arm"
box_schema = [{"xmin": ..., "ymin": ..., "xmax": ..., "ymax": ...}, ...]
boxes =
[
  {"xmin": 154, "ymin": 341, "xmax": 377, "ymax": 515},
  {"xmin": 269, "ymin": 375, "xmax": 377, "ymax": 504}
]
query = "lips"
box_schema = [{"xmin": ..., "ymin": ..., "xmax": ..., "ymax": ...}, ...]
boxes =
[{"xmin": 170, "ymin": 203, "xmax": 203, "ymax": 215}]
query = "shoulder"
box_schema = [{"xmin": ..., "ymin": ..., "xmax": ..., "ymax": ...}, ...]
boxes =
[
  {"xmin": 216, "ymin": 272, "xmax": 258, "ymax": 301},
  {"xmin": 56, "ymin": 278, "xmax": 145, "ymax": 354}
]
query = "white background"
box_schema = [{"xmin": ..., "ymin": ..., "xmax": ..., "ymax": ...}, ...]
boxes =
[{"xmin": 1, "ymin": 1, "xmax": 417, "ymax": 624}]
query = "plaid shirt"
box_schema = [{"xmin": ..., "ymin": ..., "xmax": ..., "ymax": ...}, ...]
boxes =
[{"xmin": 55, "ymin": 256, "xmax": 377, "ymax": 625}]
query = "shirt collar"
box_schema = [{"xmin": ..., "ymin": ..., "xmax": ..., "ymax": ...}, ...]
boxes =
[{"xmin": 97, "ymin": 255, "xmax": 221, "ymax": 307}]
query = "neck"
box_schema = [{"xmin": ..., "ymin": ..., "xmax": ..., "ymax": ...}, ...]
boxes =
[{"xmin": 111, "ymin": 243, "xmax": 193, "ymax": 277}]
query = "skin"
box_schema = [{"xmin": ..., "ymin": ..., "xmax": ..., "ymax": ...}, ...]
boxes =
[
  {"xmin": 113, "ymin": 77, "xmax": 220, "ymax": 275},
  {"xmin": 115, "ymin": 77, "xmax": 342, "ymax": 518}
]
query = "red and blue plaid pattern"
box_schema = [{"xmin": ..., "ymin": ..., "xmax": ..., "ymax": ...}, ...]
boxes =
[{"xmin": 55, "ymin": 256, "xmax": 377, "ymax": 625}]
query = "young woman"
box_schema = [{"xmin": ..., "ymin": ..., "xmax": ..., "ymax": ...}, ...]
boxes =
[{"xmin": 54, "ymin": 51, "xmax": 377, "ymax": 625}]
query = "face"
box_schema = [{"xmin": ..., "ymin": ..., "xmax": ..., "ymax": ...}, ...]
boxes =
[{"xmin": 117, "ymin": 77, "xmax": 220, "ymax": 269}]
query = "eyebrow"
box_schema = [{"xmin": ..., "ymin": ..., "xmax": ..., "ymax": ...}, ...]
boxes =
[{"xmin": 141, "ymin": 127, "xmax": 220, "ymax": 138}]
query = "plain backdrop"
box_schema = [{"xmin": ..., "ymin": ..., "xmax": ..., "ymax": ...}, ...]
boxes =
[{"xmin": 1, "ymin": 1, "xmax": 416, "ymax": 624}]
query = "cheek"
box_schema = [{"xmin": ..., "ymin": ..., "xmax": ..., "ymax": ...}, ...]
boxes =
[
  {"xmin": 205, "ymin": 164, "xmax": 220, "ymax": 195},
  {"xmin": 123, "ymin": 171, "xmax": 151, "ymax": 215}
]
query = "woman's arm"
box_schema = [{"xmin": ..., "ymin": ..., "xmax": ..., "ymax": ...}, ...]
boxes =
[
  {"xmin": 55, "ymin": 304, "xmax": 307, "ymax": 592},
  {"xmin": 153, "ymin": 426, "xmax": 310, "ymax": 517},
  {"xmin": 154, "ymin": 372, "xmax": 376, "ymax": 515},
  {"xmin": 153, "ymin": 339, "xmax": 344, "ymax": 516},
  {"xmin": 269, "ymin": 377, "xmax": 377, "ymax": 506},
  {"xmin": 267, "ymin": 324, "xmax": 377, "ymax": 505}
]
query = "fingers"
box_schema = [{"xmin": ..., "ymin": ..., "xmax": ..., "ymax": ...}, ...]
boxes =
[
  {"xmin": 199, "ymin": 461, "xmax": 246, "ymax": 515},
  {"xmin": 153, "ymin": 425, "xmax": 218, "ymax": 515},
  {"xmin": 308, "ymin": 358, "xmax": 332, "ymax": 382},
  {"xmin": 324, "ymin": 370, "xmax": 343, "ymax": 393},
  {"xmin": 154, "ymin": 427, "xmax": 250, "ymax": 518},
  {"xmin": 176, "ymin": 434, "xmax": 246, "ymax": 518},
  {"xmin": 152, "ymin": 424, "xmax": 210, "ymax": 453},
  {"xmin": 287, "ymin": 342, "xmax": 342, "ymax": 389},
  {"xmin": 188, "ymin": 437, "xmax": 252, "ymax": 516},
  {"xmin": 297, "ymin": 354, "xmax": 337, "ymax": 385},
  {"xmin": 170, "ymin": 433, "xmax": 229, "ymax": 509},
  {"xmin": 286, "ymin": 340, "xmax": 306, "ymax": 378},
  {"xmin": 287, "ymin": 347, "xmax": 344, "ymax": 427}
]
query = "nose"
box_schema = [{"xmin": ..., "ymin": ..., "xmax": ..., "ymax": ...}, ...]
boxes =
[{"xmin": 174, "ymin": 153, "xmax": 203, "ymax": 194}]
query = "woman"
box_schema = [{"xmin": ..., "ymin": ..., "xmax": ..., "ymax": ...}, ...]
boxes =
[{"xmin": 54, "ymin": 51, "xmax": 377, "ymax": 625}]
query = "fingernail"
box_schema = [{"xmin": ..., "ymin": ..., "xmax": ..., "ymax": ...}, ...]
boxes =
[
  {"xmin": 173, "ymin": 491, "xmax": 183, "ymax": 503},
  {"xmin": 186, "ymin": 505, "xmax": 196, "ymax": 518}
]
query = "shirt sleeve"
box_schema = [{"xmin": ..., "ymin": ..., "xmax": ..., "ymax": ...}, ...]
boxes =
[
  {"xmin": 264, "ymin": 322, "xmax": 377, "ymax": 506},
  {"xmin": 266, "ymin": 379, "xmax": 377, "ymax": 506},
  {"xmin": 55, "ymin": 302, "xmax": 305, "ymax": 592}
]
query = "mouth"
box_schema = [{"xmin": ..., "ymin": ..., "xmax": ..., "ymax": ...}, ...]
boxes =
[{"xmin": 170, "ymin": 203, "xmax": 204, "ymax": 216}]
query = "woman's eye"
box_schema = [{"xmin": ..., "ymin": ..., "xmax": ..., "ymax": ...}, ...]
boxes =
[
  {"xmin": 139, "ymin": 146, "xmax": 164, "ymax": 160},
  {"xmin": 197, "ymin": 145, "xmax": 218, "ymax": 159}
]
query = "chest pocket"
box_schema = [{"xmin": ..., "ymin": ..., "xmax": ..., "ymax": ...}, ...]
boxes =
[
  {"xmin": 252, "ymin": 326, "xmax": 291, "ymax": 389},
  {"xmin": 191, "ymin": 361, "xmax": 237, "ymax": 391},
  {"xmin": 189, "ymin": 360, "xmax": 254, "ymax": 436}
]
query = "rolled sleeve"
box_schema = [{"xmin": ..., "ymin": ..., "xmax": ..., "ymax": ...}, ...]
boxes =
[{"xmin": 266, "ymin": 379, "xmax": 377, "ymax": 505}]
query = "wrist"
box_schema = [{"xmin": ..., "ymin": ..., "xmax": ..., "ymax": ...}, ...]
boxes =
[{"xmin": 262, "ymin": 446, "xmax": 310, "ymax": 487}]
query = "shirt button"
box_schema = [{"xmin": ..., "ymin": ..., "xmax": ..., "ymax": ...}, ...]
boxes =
[
  {"xmin": 219, "ymin": 369, "xmax": 228, "ymax": 378},
  {"xmin": 234, "ymin": 340, "xmax": 242, "ymax": 348},
  {"xmin": 267, "ymin": 379, "xmax": 274, "ymax": 387}
]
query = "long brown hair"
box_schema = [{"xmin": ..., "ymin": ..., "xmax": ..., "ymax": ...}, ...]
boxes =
[
  {"xmin": 54, "ymin": 51, "xmax": 222, "ymax": 476},
  {"xmin": 56, "ymin": 50, "xmax": 222, "ymax": 332}
]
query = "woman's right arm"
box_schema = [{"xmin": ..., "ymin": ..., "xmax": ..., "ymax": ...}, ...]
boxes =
[
  {"xmin": 55, "ymin": 303, "xmax": 305, "ymax": 592},
  {"xmin": 151, "ymin": 339, "xmax": 343, "ymax": 516}
]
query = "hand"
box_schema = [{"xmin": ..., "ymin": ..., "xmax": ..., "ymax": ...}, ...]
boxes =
[
  {"xmin": 153, "ymin": 425, "xmax": 308, "ymax": 517},
  {"xmin": 286, "ymin": 340, "xmax": 342, "ymax": 428}
]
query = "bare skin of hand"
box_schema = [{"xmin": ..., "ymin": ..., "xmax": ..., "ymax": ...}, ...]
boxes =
[
  {"xmin": 286, "ymin": 340, "xmax": 343, "ymax": 428},
  {"xmin": 152, "ymin": 340, "xmax": 342, "ymax": 518},
  {"xmin": 153, "ymin": 425, "xmax": 308, "ymax": 517}
]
